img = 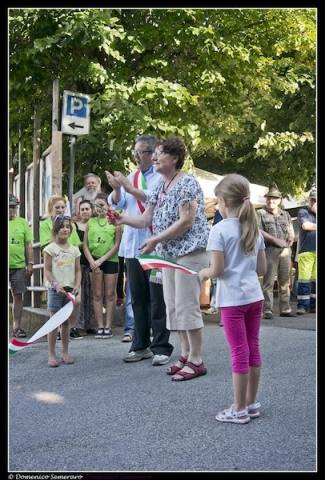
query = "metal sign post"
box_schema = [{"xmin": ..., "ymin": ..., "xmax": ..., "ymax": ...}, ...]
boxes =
[
  {"xmin": 61, "ymin": 90, "xmax": 91, "ymax": 213},
  {"xmin": 68, "ymin": 136, "xmax": 76, "ymax": 212}
]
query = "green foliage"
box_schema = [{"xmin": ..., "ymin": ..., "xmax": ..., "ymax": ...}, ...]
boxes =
[{"xmin": 9, "ymin": 8, "xmax": 316, "ymax": 195}]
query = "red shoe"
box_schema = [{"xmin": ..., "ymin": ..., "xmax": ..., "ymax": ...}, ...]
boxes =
[
  {"xmin": 166, "ymin": 355, "xmax": 188, "ymax": 375},
  {"xmin": 171, "ymin": 360, "xmax": 207, "ymax": 381}
]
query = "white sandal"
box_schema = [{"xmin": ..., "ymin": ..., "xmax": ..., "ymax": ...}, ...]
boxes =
[
  {"xmin": 247, "ymin": 401, "xmax": 261, "ymax": 418},
  {"xmin": 215, "ymin": 405, "xmax": 250, "ymax": 424}
]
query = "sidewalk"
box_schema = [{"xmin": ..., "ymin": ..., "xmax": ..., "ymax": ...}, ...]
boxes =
[{"xmin": 8, "ymin": 307, "xmax": 316, "ymax": 473}]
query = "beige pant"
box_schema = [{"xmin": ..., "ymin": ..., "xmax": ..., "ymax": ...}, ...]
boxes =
[
  {"xmin": 162, "ymin": 250, "xmax": 210, "ymax": 331},
  {"xmin": 263, "ymin": 246, "xmax": 292, "ymax": 313}
]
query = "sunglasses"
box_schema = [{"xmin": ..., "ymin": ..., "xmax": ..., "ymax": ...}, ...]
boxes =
[{"xmin": 54, "ymin": 215, "xmax": 71, "ymax": 223}]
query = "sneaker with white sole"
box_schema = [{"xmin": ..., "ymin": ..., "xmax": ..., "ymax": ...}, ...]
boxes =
[
  {"xmin": 215, "ymin": 405, "xmax": 250, "ymax": 424},
  {"xmin": 247, "ymin": 401, "xmax": 261, "ymax": 418},
  {"xmin": 123, "ymin": 348, "xmax": 153, "ymax": 362},
  {"xmin": 152, "ymin": 354, "xmax": 170, "ymax": 366},
  {"xmin": 103, "ymin": 328, "xmax": 113, "ymax": 338},
  {"xmin": 95, "ymin": 328, "xmax": 104, "ymax": 338},
  {"xmin": 296, "ymin": 308, "xmax": 307, "ymax": 315}
]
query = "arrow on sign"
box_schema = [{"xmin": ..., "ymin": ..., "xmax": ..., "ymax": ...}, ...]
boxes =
[{"xmin": 68, "ymin": 122, "xmax": 84, "ymax": 129}]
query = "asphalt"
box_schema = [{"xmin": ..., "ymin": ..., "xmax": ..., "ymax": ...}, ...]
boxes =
[{"xmin": 8, "ymin": 307, "xmax": 317, "ymax": 474}]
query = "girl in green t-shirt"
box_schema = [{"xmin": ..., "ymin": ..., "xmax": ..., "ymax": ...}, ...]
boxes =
[
  {"xmin": 40, "ymin": 195, "xmax": 81, "ymax": 249},
  {"xmin": 83, "ymin": 193, "xmax": 122, "ymax": 339}
]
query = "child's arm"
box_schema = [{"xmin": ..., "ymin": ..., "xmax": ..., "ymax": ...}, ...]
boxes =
[
  {"xmin": 199, "ymin": 251, "xmax": 224, "ymax": 282},
  {"xmin": 93, "ymin": 225, "xmax": 122, "ymax": 266},
  {"xmin": 256, "ymin": 249, "xmax": 267, "ymax": 277},
  {"xmin": 43, "ymin": 252, "xmax": 63, "ymax": 293},
  {"xmin": 82, "ymin": 224, "xmax": 98, "ymax": 270}
]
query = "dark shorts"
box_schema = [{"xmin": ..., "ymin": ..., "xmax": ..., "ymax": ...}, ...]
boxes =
[
  {"xmin": 94, "ymin": 260, "xmax": 119, "ymax": 275},
  {"xmin": 47, "ymin": 287, "xmax": 73, "ymax": 312},
  {"xmin": 9, "ymin": 269, "xmax": 27, "ymax": 294}
]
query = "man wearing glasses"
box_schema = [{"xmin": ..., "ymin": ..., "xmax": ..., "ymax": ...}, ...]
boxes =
[{"xmin": 106, "ymin": 135, "xmax": 174, "ymax": 364}]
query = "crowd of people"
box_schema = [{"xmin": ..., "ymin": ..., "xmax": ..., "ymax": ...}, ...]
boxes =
[{"xmin": 9, "ymin": 134, "xmax": 317, "ymax": 424}]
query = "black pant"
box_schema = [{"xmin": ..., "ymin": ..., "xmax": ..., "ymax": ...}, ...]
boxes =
[
  {"xmin": 116, "ymin": 256, "xmax": 125, "ymax": 299},
  {"xmin": 125, "ymin": 258, "xmax": 173, "ymax": 356}
]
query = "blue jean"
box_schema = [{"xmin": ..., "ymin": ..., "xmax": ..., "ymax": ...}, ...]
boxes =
[{"xmin": 124, "ymin": 281, "xmax": 134, "ymax": 334}]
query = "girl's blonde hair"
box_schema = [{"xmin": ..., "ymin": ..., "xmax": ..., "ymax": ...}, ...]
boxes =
[
  {"xmin": 45, "ymin": 196, "xmax": 66, "ymax": 217},
  {"xmin": 214, "ymin": 174, "xmax": 259, "ymax": 255}
]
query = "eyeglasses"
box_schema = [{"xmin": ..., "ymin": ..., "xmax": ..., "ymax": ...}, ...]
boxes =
[{"xmin": 131, "ymin": 149, "xmax": 153, "ymax": 156}]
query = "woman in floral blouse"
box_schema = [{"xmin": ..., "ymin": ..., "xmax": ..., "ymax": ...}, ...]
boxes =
[{"xmin": 116, "ymin": 136, "xmax": 210, "ymax": 381}]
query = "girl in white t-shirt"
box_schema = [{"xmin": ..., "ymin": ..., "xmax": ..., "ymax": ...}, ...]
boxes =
[
  {"xmin": 43, "ymin": 216, "xmax": 81, "ymax": 367},
  {"xmin": 200, "ymin": 174, "xmax": 266, "ymax": 424}
]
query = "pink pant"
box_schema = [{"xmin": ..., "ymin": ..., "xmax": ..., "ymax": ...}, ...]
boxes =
[{"xmin": 220, "ymin": 300, "xmax": 264, "ymax": 374}]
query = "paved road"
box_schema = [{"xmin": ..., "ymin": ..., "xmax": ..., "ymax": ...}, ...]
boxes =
[{"xmin": 8, "ymin": 312, "xmax": 316, "ymax": 473}]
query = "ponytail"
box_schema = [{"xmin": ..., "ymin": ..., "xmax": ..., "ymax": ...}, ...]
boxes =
[{"xmin": 238, "ymin": 200, "xmax": 259, "ymax": 255}]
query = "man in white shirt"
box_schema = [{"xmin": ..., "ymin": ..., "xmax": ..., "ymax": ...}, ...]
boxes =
[{"xmin": 106, "ymin": 135, "xmax": 174, "ymax": 364}]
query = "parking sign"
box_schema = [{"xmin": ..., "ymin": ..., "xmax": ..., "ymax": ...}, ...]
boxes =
[{"xmin": 61, "ymin": 90, "xmax": 90, "ymax": 135}]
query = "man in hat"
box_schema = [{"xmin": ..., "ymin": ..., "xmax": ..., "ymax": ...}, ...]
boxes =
[
  {"xmin": 257, "ymin": 183, "xmax": 295, "ymax": 319},
  {"xmin": 296, "ymin": 188, "xmax": 317, "ymax": 314},
  {"xmin": 9, "ymin": 193, "xmax": 34, "ymax": 337}
]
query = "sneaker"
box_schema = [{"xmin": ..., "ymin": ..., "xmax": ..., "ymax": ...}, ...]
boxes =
[
  {"xmin": 296, "ymin": 308, "xmax": 307, "ymax": 315},
  {"xmin": 280, "ymin": 311, "xmax": 296, "ymax": 317},
  {"xmin": 95, "ymin": 328, "xmax": 104, "ymax": 338},
  {"xmin": 247, "ymin": 401, "xmax": 261, "ymax": 418},
  {"xmin": 121, "ymin": 333, "xmax": 133, "ymax": 343},
  {"xmin": 70, "ymin": 328, "xmax": 83, "ymax": 340},
  {"xmin": 215, "ymin": 405, "xmax": 250, "ymax": 424},
  {"xmin": 13, "ymin": 328, "xmax": 27, "ymax": 338},
  {"xmin": 123, "ymin": 348, "xmax": 153, "ymax": 363},
  {"xmin": 152, "ymin": 354, "xmax": 170, "ymax": 366},
  {"xmin": 103, "ymin": 328, "xmax": 113, "ymax": 338},
  {"xmin": 264, "ymin": 311, "xmax": 273, "ymax": 319}
]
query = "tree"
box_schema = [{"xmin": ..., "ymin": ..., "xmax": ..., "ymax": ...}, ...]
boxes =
[{"xmin": 9, "ymin": 8, "xmax": 316, "ymax": 195}]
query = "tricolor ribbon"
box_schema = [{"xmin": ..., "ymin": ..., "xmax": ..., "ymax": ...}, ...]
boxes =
[
  {"xmin": 138, "ymin": 254, "xmax": 197, "ymax": 275},
  {"xmin": 9, "ymin": 292, "xmax": 76, "ymax": 355},
  {"xmin": 133, "ymin": 170, "xmax": 153, "ymax": 233}
]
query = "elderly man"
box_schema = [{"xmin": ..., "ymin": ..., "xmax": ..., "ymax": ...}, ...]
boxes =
[
  {"xmin": 296, "ymin": 188, "xmax": 317, "ymax": 315},
  {"xmin": 106, "ymin": 135, "xmax": 174, "ymax": 364},
  {"xmin": 257, "ymin": 183, "xmax": 296, "ymax": 319},
  {"xmin": 9, "ymin": 193, "xmax": 34, "ymax": 337}
]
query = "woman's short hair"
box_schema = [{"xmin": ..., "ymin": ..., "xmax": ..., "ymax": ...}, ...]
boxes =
[{"xmin": 161, "ymin": 137, "xmax": 186, "ymax": 170}]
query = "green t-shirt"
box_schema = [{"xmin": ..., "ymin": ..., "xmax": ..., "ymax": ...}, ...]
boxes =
[
  {"xmin": 9, "ymin": 216, "xmax": 33, "ymax": 269},
  {"xmin": 87, "ymin": 217, "xmax": 118, "ymax": 262},
  {"xmin": 39, "ymin": 217, "xmax": 81, "ymax": 248}
]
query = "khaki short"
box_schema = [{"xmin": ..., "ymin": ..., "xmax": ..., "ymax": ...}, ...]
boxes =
[
  {"xmin": 162, "ymin": 250, "xmax": 210, "ymax": 331},
  {"xmin": 9, "ymin": 268, "xmax": 27, "ymax": 295}
]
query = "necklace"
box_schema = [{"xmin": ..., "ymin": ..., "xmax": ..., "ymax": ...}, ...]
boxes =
[
  {"xmin": 162, "ymin": 172, "xmax": 178, "ymax": 194},
  {"xmin": 97, "ymin": 216, "xmax": 107, "ymax": 227}
]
